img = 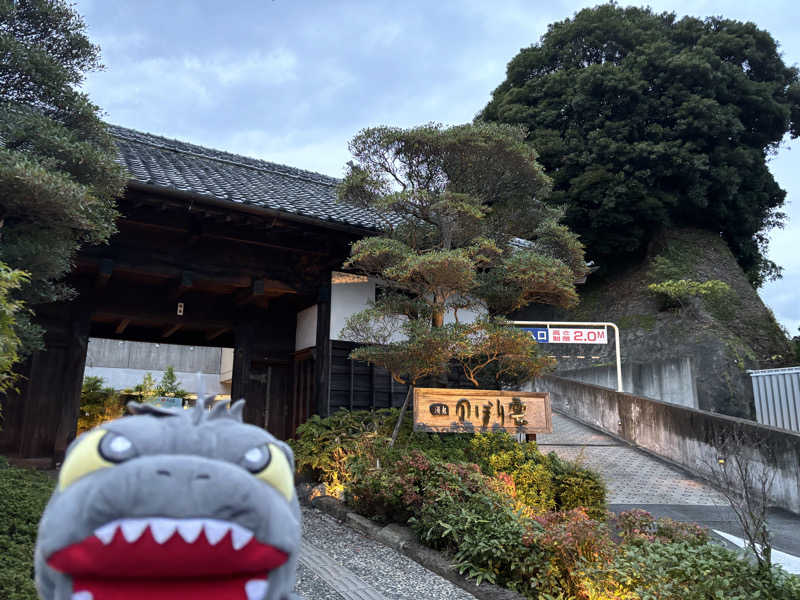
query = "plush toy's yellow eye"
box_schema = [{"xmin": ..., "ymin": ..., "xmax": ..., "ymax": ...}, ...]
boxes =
[
  {"xmin": 58, "ymin": 430, "xmax": 115, "ymax": 491},
  {"xmin": 245, "ymin": 443, "xmax": 294, "ymax": 501}
]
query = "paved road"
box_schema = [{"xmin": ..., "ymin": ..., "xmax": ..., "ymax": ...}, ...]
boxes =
[{"xmin": 537, "ymin": 413, "xmax": 728, "ymax": 505}]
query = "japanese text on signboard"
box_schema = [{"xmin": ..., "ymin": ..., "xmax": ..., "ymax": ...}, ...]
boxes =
[
  {"xmin": 523, "ymin": 327, "xmax": 607, "ymax": 344},
  {"xmin": 413, "ymin": 389, "xmax": 552, "ymax": 434}
]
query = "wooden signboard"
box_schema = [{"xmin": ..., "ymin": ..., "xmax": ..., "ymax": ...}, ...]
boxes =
[{"xmin": 413, "ymin": 388, "xmax": 552, "ymax": 434}]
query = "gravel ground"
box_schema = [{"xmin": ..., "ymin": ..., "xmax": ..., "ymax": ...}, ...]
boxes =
[
  {"xmin": 295, "ymin": 561, "xmax": 347, "ymax": 600},
  {"xmin": 300, "ymin": 506, "xmax": 477, "ymax": 600}
]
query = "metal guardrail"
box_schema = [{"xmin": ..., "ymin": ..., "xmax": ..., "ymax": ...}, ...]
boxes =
[{"xmin": 748, "ymin": 366, "xmax": 800, "ymax": 433}]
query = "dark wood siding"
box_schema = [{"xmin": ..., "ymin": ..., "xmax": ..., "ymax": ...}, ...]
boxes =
[{"xmin": 329, "ymin": 341, "xmax": 409, "ymax": 413}]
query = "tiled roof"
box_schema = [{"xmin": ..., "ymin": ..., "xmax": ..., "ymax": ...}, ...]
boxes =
[{"xmin": 110, "ymin": 125, "xmax": 383, "ymax": 230}]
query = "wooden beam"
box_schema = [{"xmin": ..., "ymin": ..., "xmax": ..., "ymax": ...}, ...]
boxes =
[
  {"xmin": 114, "ymin": 318, "xmax": 131, "ymax": 334},
  {"xmin": 93, "ymin": 308, "xmax": 232, "ymax": 331},
  {"xmin": 161, "ymin": 323, "xmax": 183, "ymax": 338},
  {"xmin": 77, "ymin": 257, "xmax": 252, "ymax": 289},
  {"xmin": 235, "ymin": 279, "xmax": 264, "ymax": 306},
  {"xmin": 95, "ymin": 259, "xmax": 114, "ymax": 289},
  {"xmin": 206, "ymin": 327, "xmax": 230, "ymax": 342},
  {"xmin": 201, "ymin": 232, "xmax": 329, "ymax": 256},
  {"xmin": 169, "ymin": 271, "xmax": 193, "ymax": 301},
  {"xmin": 235, "ymin": 278, "xmax": 296, "ymax": 305}
]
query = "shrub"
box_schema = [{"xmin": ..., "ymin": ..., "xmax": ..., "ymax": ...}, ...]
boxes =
[
  {"xmin": 583, "ymin": 540, "xmax": 800, "ymax": 600},
  {"xmin": 546, "ymin": 452, "xmax": 607, "ymax": 519},
  {"xmin": 348, "ymin": 448, "xmax": 488, "ymax": 523},
  {"xmin": 294, "ymin": 409, "xmax": 607, "ymax": 518},
  {"xmin": 78, "ymin": 376, "xmax": 124, "ymax": 434},
  {"xmin": 294, "ymin": 409, "xmax": 612, "ymax": 597},
  {"xmin": 0, "ymin": 458, "xmax": 55, "ymax": 600},
  {"xmin": 291, "ymin": 409, "xmax": 397, "ymax": 494},
  {"xmin": 647, "ymin": 278, "xmax": 731, "ymax": 312},
  {"xmin": 511, "ymin": 462, "xmax": 556, "ymax": 514},
  {"xmin": 615, "ymin": 509, "xmax": 709, "ymax": 545},
  {"xmin": 428, "ymin": 491, "xmax": 530, "ymax": 588},
  {"xmin": 524, "ymin": 508, "xmax": 616, "ymax": 598}
]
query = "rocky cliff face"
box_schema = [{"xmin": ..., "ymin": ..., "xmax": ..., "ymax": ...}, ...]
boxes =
[{"xmin": 516, "ymin": 228, "xmax": 793, "ymax": 418}]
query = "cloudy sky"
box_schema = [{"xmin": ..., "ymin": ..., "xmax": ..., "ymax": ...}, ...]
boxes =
[{"xmin": 74, "ymin": 0, "xmax": 800, "ymax": 336}]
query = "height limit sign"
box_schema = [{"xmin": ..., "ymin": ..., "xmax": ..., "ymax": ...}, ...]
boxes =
[{"xmin": 523, "ymin": 327, "xmax": 607, "ymax": 344}]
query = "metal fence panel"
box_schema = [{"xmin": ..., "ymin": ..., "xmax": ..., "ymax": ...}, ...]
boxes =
[{"xmin": 749, "ymin": 367, "xmax": 800, "ymax": 432}]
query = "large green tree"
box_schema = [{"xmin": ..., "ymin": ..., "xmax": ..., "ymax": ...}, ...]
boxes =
[
  {"xmin": 0, "ymin": 0, "xmax": 125, "ymax": 355},
  {"xmin": 480, "ymin": 4, "xmax": 800, "ymax": 286},
  {"xmin": 339, "ymin": 122, "xmax": 587, "ymax": 388},
  {"xmin": 0, "ymin": 263, "xmax": 28, "ymax": 395}
]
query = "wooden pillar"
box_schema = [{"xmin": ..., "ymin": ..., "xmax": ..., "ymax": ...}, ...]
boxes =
[
  {"xmin": 231, "ymin": 322, "xmax": 254, "ymax": 416},
  {"xmin": 313, "ymin": 277, "xmax": 332, "ymax": 417},
  {"xmin": 0, "ymin": 304, "xmax": 91, "ymax": 460},
  {"xmin": 232, "ymin": 300, "xmax": 295, "ymax": 436},
  {"xmin": 0, "ymin": 359, "xmax": 30, "ymax": 454}
]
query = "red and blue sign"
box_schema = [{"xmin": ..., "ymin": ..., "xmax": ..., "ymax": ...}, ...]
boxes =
[{"xmin": 523, "ymin": 327, "xmax": 607, "ymax": 344}]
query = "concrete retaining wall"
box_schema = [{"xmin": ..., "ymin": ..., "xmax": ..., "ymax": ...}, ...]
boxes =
[
  {"xmin": 531, "ymin": 375, "xmax": 800, "ymax": 514},
  {"xmin": 557, "ymin": 356, "xmax": 698, "ymax": 408},
  {"xmin": 86, "ymin": 338, "xmax": 223, "ymax": 373}
]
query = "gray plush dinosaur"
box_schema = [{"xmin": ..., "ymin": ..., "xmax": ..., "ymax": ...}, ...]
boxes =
[{"xmin": 34, "ymin": 398, "xmax": 302, "ymax": 600}]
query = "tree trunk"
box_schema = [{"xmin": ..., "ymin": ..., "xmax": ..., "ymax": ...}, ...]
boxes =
[{"xmin": 389, "ymin": 386, "xmax": 413, "ymax": 449}]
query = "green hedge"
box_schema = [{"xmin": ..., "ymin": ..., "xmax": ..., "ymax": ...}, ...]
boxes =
[{"xmin": 0, "ymin": 458, "xmax": 55, "ymax": 600}]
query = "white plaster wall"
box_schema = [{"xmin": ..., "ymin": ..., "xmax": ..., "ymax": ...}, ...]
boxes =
[
  {"xmin": 296, "ymin": 305, "xmax": 318, "ymax": 350},
  {"xmin": 330, "ymin": 277, "xmax": 376, "ymax": 341},
  {"xmin": 327, "ymin": 280, "xmax": 487, "ymax": 344}
]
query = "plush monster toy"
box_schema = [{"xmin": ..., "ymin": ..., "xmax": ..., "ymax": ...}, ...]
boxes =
[{"xmin": 34, "ymin": 398, "xmax": 302, "ymax": 600}]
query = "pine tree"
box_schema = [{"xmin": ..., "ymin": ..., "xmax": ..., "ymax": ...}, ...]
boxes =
[
  {"xmin": 339, "ymin": 122, "xmax": 587, "ymax": 387},
  {"xmin": 0, "ymin": 0, "xmax": 126, "ymax": 355}
]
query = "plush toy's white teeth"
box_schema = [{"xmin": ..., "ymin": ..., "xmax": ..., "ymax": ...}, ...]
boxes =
[
  {"xmin": 121, "ymin": 520, "xmax": 149, "ymax": 543},
  {"xmin": 149, "ymin": 518, "xmax": 179, "ymax": 544},
  {"xmin": 245, "ymin": 579, "xmax": 269, "ymax": 600},
  {"xmin": 93, "ymin": 518, "xmax": 255, "ymax": 549},
  {"xmin": 231, "ymin": 524, "xmax": 254, "ymax": 550},
  {"xmin": 94, "ymin": 523, "xmax": 117, "ymax": 545},
  {"xmin": 72, "ymin": 592, "xmax": 93, "ymax": 600},
  {"xmin": 176, "ymin": 519, "xmax": 205, "ymax": 543},
  {"xmin": 203, "ymin": 520, "xmax": 229, "ymax": 545}
]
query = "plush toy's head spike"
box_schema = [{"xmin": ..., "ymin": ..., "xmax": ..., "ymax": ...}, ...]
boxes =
[
  {"xmin": 208, "ymin": 400, "xmax": 229, "ymax": 420},
  {"xmin": 192, "ymin": 395, "xmax": 213, "ymax": 425},
  {"xmin": 229, "ymin": 399, "xmax": 245, "ymax": 422}
]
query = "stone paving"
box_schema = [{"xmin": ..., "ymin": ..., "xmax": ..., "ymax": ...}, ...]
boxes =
[{"xmin": 537, "ymin": 413, "xmax": 728, "ymax": 505}]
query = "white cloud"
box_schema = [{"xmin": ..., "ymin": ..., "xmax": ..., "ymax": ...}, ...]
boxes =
[{"xmin": 199, "ymin": 49, "xmax": 298, "ymax": 86}]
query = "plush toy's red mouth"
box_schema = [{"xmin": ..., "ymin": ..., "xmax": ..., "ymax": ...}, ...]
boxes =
[{"xmin": 47, "ymin": 517, "xmax": 288, "ymax": 600}]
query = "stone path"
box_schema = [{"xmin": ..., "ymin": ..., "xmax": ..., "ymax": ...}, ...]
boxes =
[
  {"xmin": 537, "ymin": 413, "xmax": 728, "ymax": 505},
  {"xmin": 296, "ymin": 506, "xmax": 476, "ymax": 600}
]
